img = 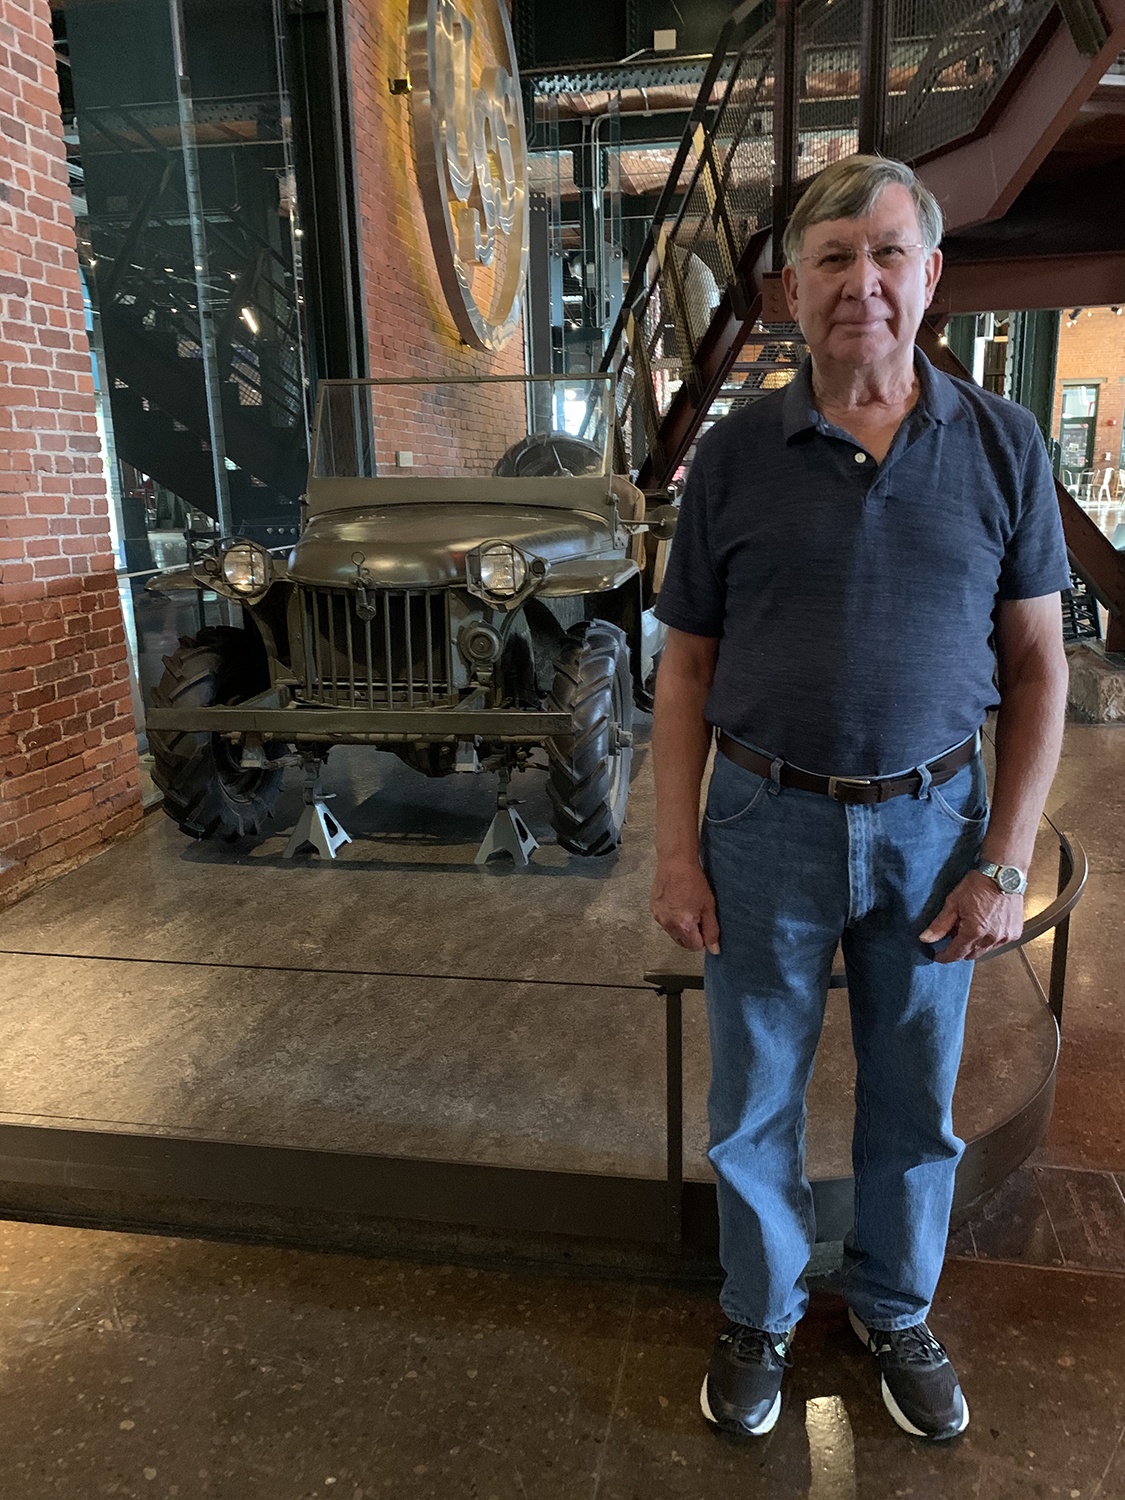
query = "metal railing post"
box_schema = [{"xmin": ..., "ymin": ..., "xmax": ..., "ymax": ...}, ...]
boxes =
[
  {"xmin": 664, "ymin": 984, "xmax": 684, "ymax": 1251},
  {"xmin": 168, "ymin": 0, "xmax": 234, "ymax": 540},
  {"xmin": 771, "ymin": 0, "xmax": 799, "ymax": 273},
  {"xmin": 1048, "ymin": 840, "xmax": 1075, "ymax": 1027},
  {"xmin": 858, "ymin": 0, "xmax": 892, "ymax": 154}
]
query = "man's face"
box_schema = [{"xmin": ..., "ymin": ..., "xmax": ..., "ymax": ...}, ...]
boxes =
[{"xmin": 780, "ymin": 183, "xmax": 942, "ymax": 373}]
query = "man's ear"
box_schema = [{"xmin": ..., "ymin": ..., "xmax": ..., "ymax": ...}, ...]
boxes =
[
  {"xmin": 781, "ymin": 264, "xmax": 800, "ymax": 319},
  {"xmin": 922, "ymin": 247, "xmax": 943, "ymax": 309}
]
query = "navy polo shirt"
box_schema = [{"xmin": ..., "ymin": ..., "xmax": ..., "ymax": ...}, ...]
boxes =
[{"xmin": 655, "ymin": 350, "xmax": 1071, "ymax": 777}]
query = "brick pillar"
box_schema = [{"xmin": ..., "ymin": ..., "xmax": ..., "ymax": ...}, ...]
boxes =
[{"xmin": 0, "ymin": 0, "xmax": 141, "ymax": 906}]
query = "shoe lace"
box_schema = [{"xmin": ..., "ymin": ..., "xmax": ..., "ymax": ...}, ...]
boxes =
[
  {"xmin": 876, "ymin": 1324, "xmax": 947, "ymax": 1366},
  {"xmin": 720, "ymin": 1323, "xmax": 792, "ymax": 1370}
]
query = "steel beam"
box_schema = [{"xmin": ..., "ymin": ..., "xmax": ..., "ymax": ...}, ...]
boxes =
[{"xmin": 932, "ymin": 251, "xmax": 1125, "ymax": 316}]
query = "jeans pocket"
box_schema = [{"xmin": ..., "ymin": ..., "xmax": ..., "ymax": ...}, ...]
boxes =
[
  {"xmin": 703, "ymin": 755, "xmax": 771, "ymax": 827},
  {"xmin": 929, "ymin": 759, "xmax": 989, "ymax": 827}
]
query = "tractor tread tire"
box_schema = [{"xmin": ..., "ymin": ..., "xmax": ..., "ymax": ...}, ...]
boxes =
[
  {"xmin": 149, "ymin": 626, "xmax": 284, "ymax": 843},
  {"xmin": 545, "ymin": 620, "xmax": 634, "ymax": 856}
]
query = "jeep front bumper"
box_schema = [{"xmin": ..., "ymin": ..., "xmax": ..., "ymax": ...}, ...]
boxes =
[{"xmin": 144, "ymin": 699, "xmax": 572, "ymax": 743}]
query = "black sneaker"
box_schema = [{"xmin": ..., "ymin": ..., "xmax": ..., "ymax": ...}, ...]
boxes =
[
  {"xmin": 700, "ymin": 1321, "xmax": 793, "ymax": 1437},
  {"xmin": 848, "ymin": 1308, "xmax": 969, "ymax": 1439}
]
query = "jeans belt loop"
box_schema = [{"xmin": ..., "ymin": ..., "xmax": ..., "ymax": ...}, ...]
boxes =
[
  {"xmin": 915, "ymin": 762, "xmax": 934, "ymax": 801},
  {"xmin": 768, "ymin": 755, "xmax": 784, "ymax": 792}
]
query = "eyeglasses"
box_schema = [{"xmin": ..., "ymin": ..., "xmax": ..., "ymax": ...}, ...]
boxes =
[{"xmin": 800, "ymin": 243, "xmax": 928, "ymax": 276}]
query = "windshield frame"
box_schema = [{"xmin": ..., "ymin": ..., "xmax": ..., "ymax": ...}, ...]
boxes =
[{"xmin": 309, "ymin": 374, "xmax": 617, "ymax": 482}]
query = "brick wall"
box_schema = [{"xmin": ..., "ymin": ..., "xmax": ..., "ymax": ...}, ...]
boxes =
[
  {"xmin": 345, "ymin": 0, "xmax": 527, "ymax": 452},
  {"xmin": 0, "ymin": 0, "xmax": 141, "ymax": 906},
  {"xmin": 1051, "ymin": 306, "xmax": 1125, "ymax": 471}
]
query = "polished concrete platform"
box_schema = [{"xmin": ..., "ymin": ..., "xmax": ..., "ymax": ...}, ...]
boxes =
[{"xmin": 0, "ymin": 720, "xmax": 1062, "ymax": 1252}]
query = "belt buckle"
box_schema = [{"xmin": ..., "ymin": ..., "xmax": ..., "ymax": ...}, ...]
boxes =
[{"xmin": 826, "ymin": 775, "xmax": 874, "ymax": 803}]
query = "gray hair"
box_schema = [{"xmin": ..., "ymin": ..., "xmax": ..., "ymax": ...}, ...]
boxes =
[{"xmin": 781, "ymin": 155, "xmax": 943, "ymax": 268}]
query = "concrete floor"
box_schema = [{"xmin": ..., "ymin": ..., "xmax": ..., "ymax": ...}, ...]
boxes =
[{"xmin": 0, "ymin": 716, "xmax": 1121, "ymax": 1496}]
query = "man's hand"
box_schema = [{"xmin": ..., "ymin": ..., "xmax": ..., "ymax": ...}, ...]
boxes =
[
  {"xmin": 651, "ymin": 857, "xmax": 721, "ymax": 954},
  {"xmin": 918, "ymin": 870, "xmax": 1024, "ymax": 963}
]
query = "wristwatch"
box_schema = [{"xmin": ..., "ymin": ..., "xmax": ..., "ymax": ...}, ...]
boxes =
[{"xmin": 976, "ymin": 859, "xmax": 1028, "ymax": 896}]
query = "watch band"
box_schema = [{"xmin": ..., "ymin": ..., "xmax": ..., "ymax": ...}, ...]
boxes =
[{"xmin": 977, "ymin": 859, "xmax": 1028, "ymax": 895}]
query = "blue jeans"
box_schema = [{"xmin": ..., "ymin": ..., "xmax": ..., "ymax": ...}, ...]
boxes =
[{"xmin": 700, "ymin": 747, "xmax": 988, "ymax": 1334}]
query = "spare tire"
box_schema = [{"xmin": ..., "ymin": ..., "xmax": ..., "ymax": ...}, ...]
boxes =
[{"xmin": 493, "ymin": 432, "xmax": 604, "ymax": 478}]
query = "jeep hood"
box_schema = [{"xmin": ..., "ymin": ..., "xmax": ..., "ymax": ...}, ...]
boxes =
[{"xmin": 287, "ymin": 503, "xmax": 619, "ymax": 589}]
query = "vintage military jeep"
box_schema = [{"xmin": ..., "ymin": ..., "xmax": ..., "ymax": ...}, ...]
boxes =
[{"xmin": 145, "ymin": 374, "xmax": 672, "ymax": 859}]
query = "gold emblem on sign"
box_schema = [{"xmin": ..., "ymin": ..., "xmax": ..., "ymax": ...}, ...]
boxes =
[{"xmin": 408, "ymin": 0, "xmax": 529, "ymax": 352}]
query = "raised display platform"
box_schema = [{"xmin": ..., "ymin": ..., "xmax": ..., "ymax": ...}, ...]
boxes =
[{"xmin": 0, "ymin": 731, "xmax": 1080, "ymax": 1269}]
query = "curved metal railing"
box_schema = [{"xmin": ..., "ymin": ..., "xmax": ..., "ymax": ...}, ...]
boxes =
[{"xmin": 643, "ymin": 823, "xmax": 1087, "ymax": 1248}]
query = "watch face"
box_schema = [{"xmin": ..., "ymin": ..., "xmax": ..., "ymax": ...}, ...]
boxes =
[{"xmin": 998, "ymin": 865, "xmax": 1023, "ymax": 893}]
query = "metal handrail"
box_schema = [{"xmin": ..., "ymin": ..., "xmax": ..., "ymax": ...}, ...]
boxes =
[
  {"xmin": 644, "ymin": 825, "xmax": 1086, "ymax": 1249},
  {"xmin": 645, "ymin": 828, "xmax": 1086, "ymax": 1018}
]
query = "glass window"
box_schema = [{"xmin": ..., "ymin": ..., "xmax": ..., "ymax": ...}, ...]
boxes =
[
  {"xmin": 1059, "ymin": 384, "xmax": 1099, "ymax": 472},
  {"xmin": 1061, "ymin": 385, "xmax": 1099, "ymax": 419}
]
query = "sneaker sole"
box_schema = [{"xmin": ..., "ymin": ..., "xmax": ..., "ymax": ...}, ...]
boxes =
[
  {"xmin": 700, "ymin": 1374, "xmax": 782, "ymax": 1437},
  {"xmin": 848, "ymin": 1308, "xmax": 970, "ymax": 1441}
]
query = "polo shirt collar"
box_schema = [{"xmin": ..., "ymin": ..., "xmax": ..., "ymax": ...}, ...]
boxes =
[{"xmin": 781, "ymin": 345, "xmax": 962, "ymax": 442}]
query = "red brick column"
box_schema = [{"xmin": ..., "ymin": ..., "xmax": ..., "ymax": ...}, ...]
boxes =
[{"xmin": 0, "ymin": 0, "xmax": 141, "ymax": 906}]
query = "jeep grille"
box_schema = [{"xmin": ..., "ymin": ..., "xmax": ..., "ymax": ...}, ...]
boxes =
[{"xmin": 296, "ymin": 586, "xmax": 455, "ymax": 707}]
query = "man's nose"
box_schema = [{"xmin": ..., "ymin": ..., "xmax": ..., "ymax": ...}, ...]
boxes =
[{"xmin": 840, "ymin": 250, "xmax": 881, "ymax": 298}]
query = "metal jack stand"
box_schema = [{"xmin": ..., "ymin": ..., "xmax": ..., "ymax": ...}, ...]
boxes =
[
  {"xmin": 283, "ymin": 759, "xmax": 352, "ymax": 860},
  {"xmin": 475, "ymin": 767, "xmax": 538, "ymax": 867}
]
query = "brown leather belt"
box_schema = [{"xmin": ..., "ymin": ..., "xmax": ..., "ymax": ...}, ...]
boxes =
[{"xmin": 715, "ymin": 731, "xmax": 978, "ymax": 806}]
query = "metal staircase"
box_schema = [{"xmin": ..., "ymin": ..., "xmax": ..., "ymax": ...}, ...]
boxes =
[
  {"xmin": 80, "ymin": 99, "xmax": 309, "ymax": 545},
  {"xmin": 600, "ymin": 0, "xmax": 1125, "ymax": 646}
]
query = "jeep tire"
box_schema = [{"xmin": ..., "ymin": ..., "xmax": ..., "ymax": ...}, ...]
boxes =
[
  {"xmin": 545, "ymin": 620, "xmax": 634, "ymax": 856},
  {"xmin": 149, "ymin": 627, "xmax": 285, "ymax": 841}
]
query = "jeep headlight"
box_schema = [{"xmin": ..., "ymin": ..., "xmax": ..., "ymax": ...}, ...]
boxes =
[
  {"xmin": 221, "ymin": 540, "xmax": 271, "ymax": 596},
  {"xmin": 466, "ymin": 540, "xmax": 547, "ymax": 607},
  {"xmin": 478, "ymin": 542, "xmax": 527, "ymax": 599}
]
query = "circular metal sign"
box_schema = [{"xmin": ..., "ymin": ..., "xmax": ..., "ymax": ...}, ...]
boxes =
[{"xmin": 408, "ymin": 0, "xmax": 529, "ymax": 352}]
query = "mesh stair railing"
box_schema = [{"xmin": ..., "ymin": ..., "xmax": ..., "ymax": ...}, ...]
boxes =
[{"xmin": 601, "ymin": 0, "xmax": 1057, "ymax": 492}]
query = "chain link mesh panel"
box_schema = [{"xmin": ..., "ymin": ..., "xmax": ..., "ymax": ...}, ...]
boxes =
[
  {"xmin": 886, "ymin": 0, "xmax": 1054, "ymax": 163},
  {"xmin": 796, "ymin": 0, "xmax": 862, "ymax": 181}
]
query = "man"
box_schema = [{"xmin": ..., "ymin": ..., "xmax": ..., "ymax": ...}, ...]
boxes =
[{"xmin": 650, "ymin": 155, "xmax": 1071, "ymax": 1442}]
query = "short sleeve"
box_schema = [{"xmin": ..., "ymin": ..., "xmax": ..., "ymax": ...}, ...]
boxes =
[
  {"xmin": 998, "ymin": 422, "xmax": 1073, "ymax": 600},
  {"xmin": 653, "ymin": 449, "xmax": 725, "ymax": 637}
]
